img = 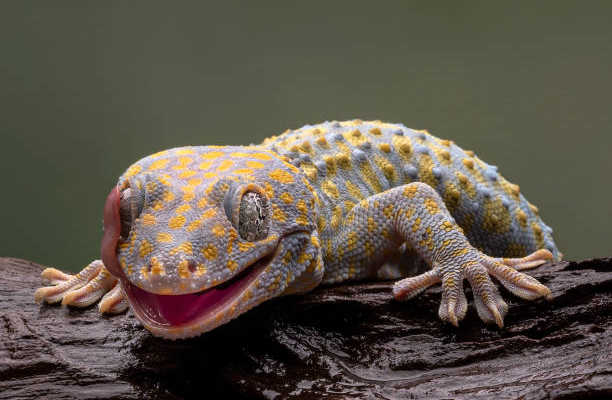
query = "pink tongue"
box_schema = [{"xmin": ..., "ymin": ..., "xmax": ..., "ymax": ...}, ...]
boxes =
[
  {"xmin": 131, "ymin": 286, "xmax": 230, "ymax": 326},
  {"xmin": 101, "ymin": 186, "xmax": 123, "ymax": 278}
]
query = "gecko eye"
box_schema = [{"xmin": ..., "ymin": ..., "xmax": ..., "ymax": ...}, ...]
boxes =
[
  {"xmin": 237, "ymin": 190, "xmax": 270, "ymax": 241},
  {"xmin": 119, "ymin": 187, "xmax": 143, "ymax": 239}
]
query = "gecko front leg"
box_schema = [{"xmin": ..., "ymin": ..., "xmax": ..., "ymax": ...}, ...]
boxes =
[
  {"xmin": 35, "ymin": 260, "xmax": 128, "ymax": 314},
  {"xmin": 324, "ymin": 182, "xmax": 553, "ymax": 327}
]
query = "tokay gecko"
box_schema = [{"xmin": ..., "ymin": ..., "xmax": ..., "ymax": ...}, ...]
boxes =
[{"xmin": 35, "ymin": 120, "xmax": 560, "ymax": 339}]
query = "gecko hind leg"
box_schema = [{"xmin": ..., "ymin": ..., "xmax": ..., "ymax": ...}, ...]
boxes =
[{"xmin": 35, "ymin": 260, "xmax": 128, "ymax": 314}]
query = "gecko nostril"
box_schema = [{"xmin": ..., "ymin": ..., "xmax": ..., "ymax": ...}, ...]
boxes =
[{"xmin": 187, "ymin": 261, "xmax": 197, "ymax": 273}]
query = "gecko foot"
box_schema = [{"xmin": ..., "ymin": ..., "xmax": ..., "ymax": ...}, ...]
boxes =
[
  {"xmin": 392, "ymin": 249, "xmax": 553, "ymax": 328},
  {"xmin": 34, "ymin": 260, "xmax": 128, "ymax": 314}
]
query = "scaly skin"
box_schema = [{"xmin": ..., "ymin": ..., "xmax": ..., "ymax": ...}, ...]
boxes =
[{"xmin": 35, "ymin": 119, "xmax": 560, "ymax": 339}]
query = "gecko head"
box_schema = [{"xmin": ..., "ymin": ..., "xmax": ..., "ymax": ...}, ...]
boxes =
[{"xmin": 101, "ymin": 146, "xmax": 323, "ymax": 339}]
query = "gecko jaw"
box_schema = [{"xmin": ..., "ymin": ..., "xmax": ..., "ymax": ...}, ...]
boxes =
[{"xmin": 119, "ymin": 247, "xmax": 277, "ymax": 339}]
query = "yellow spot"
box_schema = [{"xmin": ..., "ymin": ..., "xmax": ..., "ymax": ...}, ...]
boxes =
[
  {"xmin": 412, "ymin": 217, "xmax": 421, "ymax": 233},
  {"xmin": 149, "ymin": 159, "xmax": 169, "ymax": 170},
  {"xmin": 177, "ymin": 260, "xmax": 191, "ymax": 278},
  {"xmin": 175, "ymin": 204, "xmax": 191, "ymax": 214},
  {"xmin": 383, "ymin": 203, "xmax": 394, "ymax": 219},
  {"xmin": 335, "ymin": 152, "xmax": 350, "ymax": 168},
  {"xmin": 245, "ymin": 161, "xmax": 264, "ymax": 169},
  {"xmin": 141, "ymin": 214, "xmax": 156, "ymax": 226},
  {"xmin": 367, "ymin": 217, "xmax": 377, "ymax": 233},
  {"xmin": 310, "ymin": 234, "xmax": 320, "ymax": 247},
  {"xmin": 375, "ymin": 156, "xmax": 397, "ymax": 182},
  {"xmin": 359, "ymin": 162, "xmax": 383, "ymax": 192},
  {"xmin": 317, "ymin": 216, "xmax": 326, "ymax": 231},
  {"xmin": 157, "ymin": 173, "xmax": 171, "ymax": 186},
  {"xmin": 345, "ymin": 180, "xmax": 364, "ymax": 200},
  {"xmin": 516, "ymin": 209, "xmax": 528, "ymax": 228},
  {"xmin": 198, "ymin": 161, "xmax": 213, "ymax": 170},
  {"xmin": 465, "ymin": 150, "xmax": 475, "ymax": 157},
  {"xmin": 150, "ymin": 257, "xmax": 165, "ymax": 276},
  {"xmin": 418, "ymin": 154, "xmax": 438, "ymax": 188},
  {"xmin": 237, "ymin": 242, "xmax": 255, "ymax": 251},
  {"xmin": 151, "ymin": 200, "xmax": 164, "ymax": 211},
  {"xmin": 183, "ymin": 192, "xmax": 195, "ymax": 202},
  {"xmin": 370, "ymin": 127, "xmax": 382, "ymax": 136},
  {"xmin": 175, "ymin": 148, "xmax": 195, "ymax": 155},
  {"xmin": 201, "ymin": 151, "xmax": 225, "ymax": 160},
  {"xmin": 197, "ymin": 198, "xmax": 208, "ymax": 208},
  {"xmin": 379, "ymin": 143, "xmax": 391, "ymax": 153},
  {"xmin": 331, "ymin": 204, "xmax": 343, "ymax": 230},
  {"xmin": 263, "ymin": 181, "xmax": 275, "ymax": 198},
  {"xmin": 453, "ymin": 247, "xmax": 470, "ymax": 257},
  {"xmin": 280, "ymin": 192, "xmax": 294, "ymax": 204},
  {"xmin": 125, "ymin": 164, "xmax": 142, "ymax": 178},
  {"xmin": 202, "ymin": 172, "xmax": 217, "ymax": 179},
  {"xmin": 424, "ymin": 197, "xmax": 440, "ymax": 215},
  {"xmin": 202, "ymin": 244, "xmax": 218, "ymax": 260},
  {"xmin": 321, "ymin": 180, "xmax": 340, "ymax": 199},
  {"xmin": 187, "ymin": 219, "xmax": 202, "ymax": 232},
  {"xmin": 173, "ymin": 157, "xmax": 193, "ymax": 170},
  {"xmin": 211, "ymin": 224, "xmax": 225, "ymax": 237},
  {"xmin": 271, "ymin": 204, "xmax": 287, "ymax": 223},
  {"xmin": 170, "ymin": 241, "xmax": 193, "ymax": 256},
  {"xmin": 150, "ymin": 150, "xmax": 169, "ymax": 158},
  {"xmin": 323, "ymin": 156, "xmax": 337, "ymax": 176},
  {"xmin": 462, "ymin": 158, "xmax": 474, "ymax": 169},
  {"xmin": 233, "ymin": 168, "xmax": 254, "ymax": 175},
  {"xmin": 483, "ymin": 197, "xmax": 511, "ymax": 234},
  {"xmin": 157, "ymin": 232, "xmax": 172, "ymax": 243},
  {"xmin": 163, "ymin": 190, "xmax": 175, "ymax": 203},
  {"xmin": 403, "ymin": 185, "xmax": 419, "ymax": 198},
  {"xmin": 227, "ymin": 260, "xmax": 239, "ymax": 272},
  {"xmin": 316, "ymin": 136, "xmax": 328, "ymax": 147},
  {"xmin": 195, "ymin": 263, "xmax": 207, "ymax": 277},
  {"xmin": 168, "ymin": 215, "xmax": 186, "ymax": 229},
  {"xmin": 296, "ymin": 200, "xmax": 309, "ymax": 225},
  {"xmin": 146, "ymin": 180, "xmax": 157, "ymax": 193},
  {"xmin": 139, "ymin": 240, "xmax": 153, "ymax": 258},
  {"xmin": 268, "ymin": 169, "xmax": 294, "ymax": 184},
  {"xmin": 529, "ymin": 204, "xmax": 539, "ymax": 215},
  {"xmin": 178, "ymin": 170, "xmax": 197, "ymax": 179},
  {"xmin": 217, "ymin": 159, "xmax": 234, "ymax": 172},
  {"xmin": 201, "ymin": 208, "xmax": 216, "ymax": 219}
]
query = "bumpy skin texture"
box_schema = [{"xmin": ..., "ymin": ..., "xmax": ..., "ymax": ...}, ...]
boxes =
[{"xmin": 35, "ymin": 120, "xmax": 560, "ymax": 339}]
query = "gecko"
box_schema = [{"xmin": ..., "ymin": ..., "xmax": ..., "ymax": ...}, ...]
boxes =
[{"xmin": 35, "ymin": 119, "xmax": 560, "ymax": 339}]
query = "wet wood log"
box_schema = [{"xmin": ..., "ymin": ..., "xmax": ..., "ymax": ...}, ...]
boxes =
[{"xmin": 0, "ymin": 257, "xmax": 610, "ymax": 399}]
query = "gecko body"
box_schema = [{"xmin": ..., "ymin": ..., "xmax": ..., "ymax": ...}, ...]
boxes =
[{"xmin": 35, "ymin": 120, "xmax": 559, "ymax": 339}]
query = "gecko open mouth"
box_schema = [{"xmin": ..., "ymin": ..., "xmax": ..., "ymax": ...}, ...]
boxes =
[{"xmin": 120, "ymin": 249, "xmax": 276, "ymax": 327}]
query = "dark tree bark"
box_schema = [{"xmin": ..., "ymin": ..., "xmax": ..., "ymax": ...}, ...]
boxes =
[{"xmin": 0, "ymin": 257, "xmax": 611, "ymax": 400}]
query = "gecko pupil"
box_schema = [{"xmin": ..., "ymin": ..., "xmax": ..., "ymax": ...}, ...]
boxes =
[{"xmin": 238, "ymin": 191, "xmax": 269, "ymax": 242}]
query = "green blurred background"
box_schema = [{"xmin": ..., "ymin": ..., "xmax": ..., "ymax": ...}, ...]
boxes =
[{"xmin": 1, "ymin": 0, "xmax": 610, "ymax": 272}]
